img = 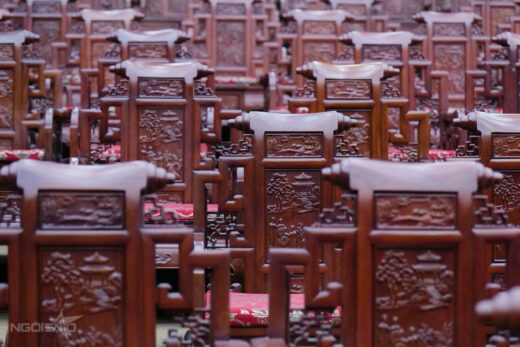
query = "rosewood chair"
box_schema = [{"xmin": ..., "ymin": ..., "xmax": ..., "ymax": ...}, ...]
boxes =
[
  {"xmin": 193, "ymin": 110, "xmax": 360, "ymax": 337},
  {"xmin": 79, "ymin": 60, "xmax": 221, "ymax": 205},
  {"xmin": 329, "ymin": 0, "xmax": 387, "ymax": 31},
  {"xmin": 338, "ymin": 30, "xmax": 452, "ymax": 148},
  {"xmin": 182, "ymin": 0, "xmax": 272, "ymax": 111},
  {"xmin": 66, "ymin": 9, "xmax": 144, "ymax": 107},
  {"xmin": 472, "ymin": 0, "xmax": 520, "ymax": 36},
  {"xmin": 288, "ymin": 61, "xmax": 431, "ymax": 161},
  {"xmin": 412, "ymin": 11, "xmax": 488, "ymax": 109},
  {"xmin": 466, "ymin": 32, "xmax": 520, "ymax": 113},
  {"xmin": 275, "ymin": 8, "xmax": 354, "ymax": 98},
  {"xmin": 0, "ymin": 159, "xmax": 243, "ymax": 347},
  {"xmin": 259, "ymin": 158, "xmax": 518, "ymax": 346}
]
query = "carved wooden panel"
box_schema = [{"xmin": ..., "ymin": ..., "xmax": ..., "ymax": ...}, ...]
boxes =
[
  {"xmin": 433, "ymin": 23, "xmax": 466, "ymax": 37},
  {"xmin": 0, "ymin": 44, "xmax": 13, "ymax": 60},
  {"xmin": 137, "ymin": 78, "xmax": 184, "ymax": 98},
  {"xmin": 32, "ymin": 19, "xmax": 60, "ymax": 65},
  {"xmin": 433, "ymin": 43, "xmax": 465, "ymax": 95},
  {"xmin": 39, "ymin": 192, "xmax": 125, "ymax": 230},
  {"xmin": 216, "ymin": 3, "xmax": 246, "ymax": 15},
  {"xmin": 375, "ymin": 193, "xmax": 457, "ymax": 229},
  {"xmin": 381, "ymin": 0, "xmax": 425, "ymax": 17},
  {"xmin": 493, "ymin": 243, "xmax": 507, "ymax": 263},
  {"xmin": 217, "ymin": 21, "xmax": 246, "ymax": 67},
  {"xmin": 362, "ymin": 45, "xmax": 402, "ymax": 61},
  {"xmin": 303, "ymin": 21, "xmax": 336, "ymax": 35},
  {"xmin": 221, "ymin": 94, "xmax": 240, "ymax": 109},
  {"xmin": 493, "ymin": 170, "xmax": 520, "ymax": 225},
  {"xmin": 0, "ymin": 138, "xmax": 12, "ymax": 149},
  {"xmin": 0, "ymin": 191, "xmax": 21, "ymax": 227},
  {"xmin": 303, "ymin": 41, "xmax": 336, "ymax": 63},
  {"xmin": 265, "ymin": 132, "xmax": 323, "ymax": 158},
  {"xmin": 91, "ymin": 42, "xmax": 114, "ymax": 67},
  {"xmin": 138, "ymin": 107, "xmax": 184, "ymax": 180},
  {"xmin": 491, "ymin": 7, "xmax": 512, "ymax": 36},
  {"xmin": 0, "ymin": 69, "xmax": 13, "ymax": 131},
  {"xmin": 325, "ymin": 79, "xmax": 371, "ymax": 99},
  {"xmin": 265, "ymin": 170, "xmax": 321, "ymax": 249},
  {"xmin": 337, "ymin": 4, "xmax": 367, "ymax": 15},
  {"xmin": 128, "ymin": 42, "xmax": 168, "ymax": 60},
  {"xmin": 342, "ymin": 21, "xmax": 367, "ymax": 33},
  {"xmin": 91, "ymin": 20, "xmax": 124, "ymax": 35},
  {"xmin": 492, "ymin": 134, "xmax": 520, "ymax": 158},
  {"xmin": 39, "ymin": 248, "xmax": 124, "ymax": 346},
  {"xmin": 334, "ymin": 111, "xmax": 370, "ymax": 157},
  {"xmin": 33, "ymin": 1, "xmax": 61, "ymax": 13},
  {"xmin": 374, "ymin": 248, "xmax": 455, "ymax": 347}
]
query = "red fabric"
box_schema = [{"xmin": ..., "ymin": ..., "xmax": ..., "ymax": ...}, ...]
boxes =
[
  {"xmin": 273, "ymin": 106, "xmax": 308, "ymax": 113},
  {"xmin": 388, "ymin": 149, "xmax": 456, "ymax": 160},
  {"xmin": 143, "ymin": 203, "xmax": 218, "ymax": 222},
  {"xmin": 206, "ymin": 292, "xmax": 341, "ymax": 327},
  {"xmin": 0, "ymin": 149, "xmax": 44, "ymax": 161}
]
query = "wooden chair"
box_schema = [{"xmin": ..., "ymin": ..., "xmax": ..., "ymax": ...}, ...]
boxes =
[
  {"xmin": 287, "ymin": 61, "xmax": 431, "ymax": 161},
  {"xmin": 329, "ymin": 0, "xmax": 387, "ymax": 31},
  {"xmin": 65, "ymin": 9, "xmax": 144, "ymax": 107},
  {"xmin": 194, "ymin": 111, "xmax": 360, "ymax": 292},
  {"xmin": 0, "ymin": 159, "xmax": 243, "ymax": 347},
  {"xmin": 412, "ymin": 11, "xmax": 488, "ymax": 109},
  {"xmin": 338, "ymin": 30, "xmax": 452, "ymax": 148},
  {"xmin": 182, "ymin": 0, "xmax": 272, "ymax": 111},
  {"xmin": 258, "ymin": 158, "xmax": 518, "ymax": 346},
  {"xmin": 466, "ymin": 31, "xmax": 520, "ymax": 113},
  {"xmin": 453, "ymin": 111, "xmax": 520, "ymax": 226},
  {"xmin": 275, "ymin": 8, "xmax": 354, "ymax": 97},
  {"xmin": 79, "ymin": 60, "xmax": 221, "ymax": 205},
  {"xmin": 472, "ymin": 0, "xmax": 520, "ymax": 36}
]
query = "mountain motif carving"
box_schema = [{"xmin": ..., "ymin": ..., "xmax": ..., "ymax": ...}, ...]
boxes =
[{"xmin": 266, "ymin": 133, "xmax": 322, "ymax": 157}]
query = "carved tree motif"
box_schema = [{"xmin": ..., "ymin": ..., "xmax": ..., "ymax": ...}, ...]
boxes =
[
  {"xmin": 139, "ymin": 109, "xmax": 183, "ymax": 144},
  {"xmin": 266, "ymin": 172, "xmax": 320, "ymax": 214},
  {"xmin": 493, "ymin": 173, "xmax": 520, "ymax": 215},
  {"xmin": 493, "ymin": 135, "xmax": 520, "ymax": 158}
]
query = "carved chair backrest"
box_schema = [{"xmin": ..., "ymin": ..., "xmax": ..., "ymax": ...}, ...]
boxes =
[
  {"xmin": 280, "ymin": 9, "xmax": 353, "ymax": 88},
  {"xmin": 413, "ymin": 11, "xmax": 487, "ymax": 108},
  {"xmin": 137, "ymin": 0, "xmax": 190, "ymax": 30},
  {"xmin": 0, "ymin": 159, "xmax": 237, "ymax": 346},
  {"xmin": 80, "ymin": 60, "xmax": 221, "ymax": 205},
  {"xmin": 185, "ymin": 0, "xmax": 270, "ymax": 78},
  {"xmin": 0, "ymin": 30, "xmax": 47, "ymax": 150},
  {"xmin": 454, "ymin": 111, "xmax": 520, "ymax": 225},
  {"xmin": 288, "ymin": 61, "xmax": 430, "ymax": 160},
  {"xmin": 194, "ymin": 111, "xmax": 359, "ymax": 293},
  {"xmin": 468, "ymin": 32, "xmax": 520, "ymax": 113},
  {"xmin": 265, "ymin": 158, "xmax": 514, "ymax": 346},
  {"xmin": 472, "ymin": 0, "xmax": 520, "ymax": 36},
  {"xmin": 78, "ymin": 9, "xmax": 144, "ymax": 70},
  {"xmin": 329, "ymin": 0, "xmax": 386, "ymax": 31},
  {"xmin": 279, "ymin": 0, "xmax": 328, "ymax": 12},
  {"xmin": 7, "ymin": 0, "xmax": 69, "ymax": 68}
]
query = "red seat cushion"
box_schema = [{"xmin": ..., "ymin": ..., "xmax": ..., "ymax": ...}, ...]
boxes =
[
  {"xmin": 0, "ymin": 149, "xmax": 44, "ymax": 161},
  {"xmin": 388, "ymin": 149, "xmax": 456, "ymax": 161},
  {"xmin": 206, "ymin": 292, "xmax": 341, "ymax": 328},
  {"xmin": 215, "ymin": 76, "xmax": 260, "ymax": 84}
]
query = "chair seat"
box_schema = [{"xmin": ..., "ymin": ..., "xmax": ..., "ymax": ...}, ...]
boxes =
[
  {"xmin": 0, "ymin": 149, "xmax": 44, "ymax": 161},
  {"xmin": 206, "ymin": 292, "xmax": 341, "ymax": 328}
]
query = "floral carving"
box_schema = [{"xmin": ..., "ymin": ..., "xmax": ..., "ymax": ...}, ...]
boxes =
[
  {"xmin": 294, "ymin": 81, "xmax": 315, "ymax": 98},
  {"xmin": 105, "ymin": 80, "xmax": 128, "ymax": 97},
  {"xmin": 265, "ymin": 133, "xmax": 322, "ymax": 157},
  {"xmin": 493, "ymin": 173, "xmax": 520, "ymax": 215}
]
